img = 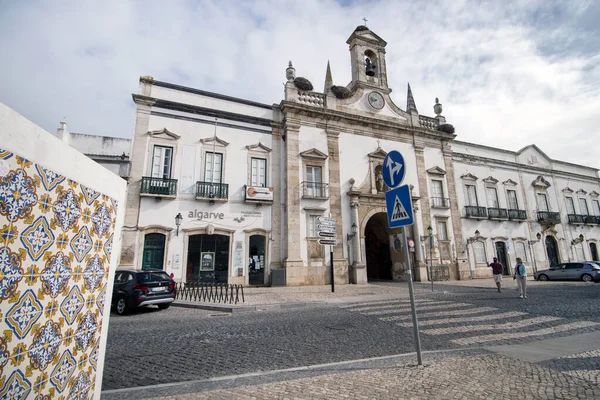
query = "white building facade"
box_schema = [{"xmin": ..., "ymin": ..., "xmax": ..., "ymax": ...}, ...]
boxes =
[{"xmin": 119, "ymin": 26, "xmax": 600, "ymax": 285}]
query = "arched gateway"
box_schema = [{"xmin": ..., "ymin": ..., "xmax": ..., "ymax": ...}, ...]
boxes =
[{"xmin": 365, "ymin": 212, "xmax": 393, "ymax": 280}]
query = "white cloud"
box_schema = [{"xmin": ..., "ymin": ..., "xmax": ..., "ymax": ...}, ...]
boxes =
[{"xmin": 0, "ymin": 0, "xmax": 598, "ymax": 168}]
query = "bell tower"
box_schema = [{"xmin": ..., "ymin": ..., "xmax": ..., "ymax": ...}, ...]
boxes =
[{"xmin": 347, "ymin": 25, "xmax": 390, "ymax": 93}]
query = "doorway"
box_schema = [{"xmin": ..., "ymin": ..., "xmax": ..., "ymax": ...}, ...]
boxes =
[
  {"xmin": 545, "ymin": 236, "xmax": 560, "ymax": 267},
  {"xmin": 590, "ymin": 242, "xmax": 599, "ymax": 262},
  {"xmin": 495, "ymin": 242, "xmax": 509, "ymax": 275},
  {"xmin": 248, "ymin": 235, "xmax": 266, "ymax": 285},
  {"xmin": 142, "ymin": 233, "xmax": 165, "ymax": 271},
  {"xmin": 186, "ymin": 234, "xmax": 230, "ymax": 283},
  {"xmin": 365, "ymin": 212, "xmax": 393, "ymax": 280}
]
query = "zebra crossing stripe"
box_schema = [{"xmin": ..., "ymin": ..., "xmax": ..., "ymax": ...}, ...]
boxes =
[
  {"xmin": 396, "ymin": 311, "xmax": 527, "ymax": 327},
  {"xmin": 381, "ymin": 306, "xmax": 497, "ymax": 321},
  {"xmin": 343, "ymin": 299, "xmax": 439, "ymax": 311},
  {"xmin": 361, "ymin": 302, "xmax": 473, "ymax": 316},
  {"xmin": 421, "ymin": 316, "xmax": 562, "ymax": 335},
  {"xmin": 452, "ymin": 321, "xmax": 600, "ymax": 345},
  {"xmin": 349, "ymin": 301, "xmax": 453, "ymax": 313}
]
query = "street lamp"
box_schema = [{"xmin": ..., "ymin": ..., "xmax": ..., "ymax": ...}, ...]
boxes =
[
  {"xmin": 528, "ymin": 232, "xmax": 542, "ymax": 273},
  {"xmin": 427, "ymin": 226, "xmax": 433, "ymax": 291},
  {"xmin": 346, "ymin": 222, "xmax": 358, "ymax": 241},
  {"xmin": 175, "ymin": 213, "xmax": 183, "ymax": 236}
]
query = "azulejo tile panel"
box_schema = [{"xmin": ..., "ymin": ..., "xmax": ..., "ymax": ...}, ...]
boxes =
[{"xmin": 0, "ymin": 148, "xmax": 119, "ymax": 399}]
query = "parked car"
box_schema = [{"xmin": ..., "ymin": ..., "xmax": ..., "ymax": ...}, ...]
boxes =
[
  {"xmin": 534, "ymin": 262, "xmax": 600, "ymax": 283},
  {"xmin": 112, "ymin": 269, "xmax": 176, "ymax": 315}
]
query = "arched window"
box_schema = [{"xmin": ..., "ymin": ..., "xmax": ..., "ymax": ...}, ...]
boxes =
[
  {"xmin": 515, "ymin": 242, "xmax": 528, "ymax": 263},
  {"xmin": 473, "ymin": 241, "xmax": 487, "ymax": 264}
]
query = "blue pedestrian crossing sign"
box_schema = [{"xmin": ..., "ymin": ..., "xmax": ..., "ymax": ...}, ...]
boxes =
[
  {"xmin": 385, "ymin": 185, "xmax": 414, "ymax": 228},
  {"xmin": 382, "ymin": 150, "xmax": 406, "ymax": 189}
]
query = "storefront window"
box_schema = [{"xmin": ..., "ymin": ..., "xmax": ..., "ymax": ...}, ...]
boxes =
[{"xmin": 186, "ymin": 234, "xmax": 230, "ymax": 283}]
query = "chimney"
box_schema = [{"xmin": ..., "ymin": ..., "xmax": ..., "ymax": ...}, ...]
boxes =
[{"xmin": 57, "ymin": 120, "xmax": 71, "ymax": 145}]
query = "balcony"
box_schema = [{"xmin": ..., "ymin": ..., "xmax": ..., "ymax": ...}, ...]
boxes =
[
  {"xmin": 537, "ymin": 211, "xmax": 561, "ymax": 224},
  {"xmin": 302, "ymin": 181, "xmax": 329, "ymax": 199},
  {"xmin": 508, "ymin": 209, "xmax": 527, "ymax": 221},
  {"xmin": 140, "ymin": 177, "xmax": 177, "ymax": 198},
  {"xmin": 196, "ymin": 181, "xmax": 229, "ymax": 201},
  {"xmin": 584, "ymin": 215, "xmax": 597, "ymax": 225},
  {"xmin": 465, "ymin": 206, "xmax": 487, "ymax": 219},
  {"xmin": 430, "ymin": 197, "xmax": 450, "ymax": 209},
  {"xmin": 568, "ymin": 214, "xmax": 585, "ymax": 224},
  {"xmin": 487, "ymin": 208, "xmax": 508, "ymax": 220}
]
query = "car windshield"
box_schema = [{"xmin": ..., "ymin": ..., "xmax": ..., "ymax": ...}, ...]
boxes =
[{"xmin": 138, "ymin": 271, "xmax": 171, "ymax": 282}]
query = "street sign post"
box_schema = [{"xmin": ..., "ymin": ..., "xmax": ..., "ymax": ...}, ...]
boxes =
[
  {"xmin": 317, "ymin": 215, "xmax": 337, "ymax": 293},
  {"xmin": 383, "ymin": 149, "xmax": 422, "ymax": 366},
  {"xmin": 318, "ymin": 231, "xmax": 336, "ymax": 238}
]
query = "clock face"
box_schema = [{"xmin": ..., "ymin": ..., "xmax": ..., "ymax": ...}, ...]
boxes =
[{"xmin": 368, "ymin": 91, "xmax": 385, "ymax": 110}]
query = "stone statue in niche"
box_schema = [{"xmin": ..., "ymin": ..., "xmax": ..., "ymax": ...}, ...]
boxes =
[{"xmin": 375, "ymin": 164, "xmax": 387, "ymax": 193}]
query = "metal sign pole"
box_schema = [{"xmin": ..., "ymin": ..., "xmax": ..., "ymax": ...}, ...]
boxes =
[
  {"xmin": 403, "ymin": 226, "xmax": 423, "ymax": 366},
  {"xmin": 430, "ymin": 235, "xmax": 434, "ymax": 292},
  {"xmin": 330, "ymin": 245, "xmax": 335, "ymax": 293}
]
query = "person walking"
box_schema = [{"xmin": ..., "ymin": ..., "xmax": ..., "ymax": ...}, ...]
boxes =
[
  {"xmin": 514, "ymin": 257, "xmax": 527, "ymax": 299},
  {"xmin": 489, "ymin": 257, "xmax": 504, "ymax": 292}
]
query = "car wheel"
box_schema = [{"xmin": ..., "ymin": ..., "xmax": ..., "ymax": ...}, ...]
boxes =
[
  {"xmin": 116, "ymin": 297, "xmax": 129, "ymax": 315},
  {"xmin": 581, "ymin": 274, "xmax": 593, "ymax": 283},
  {"xmin": 538, "ymin": 274, "xmax": 549, "ymax": 281},
  {"xmin": 157, "ymin": 304, "xmax": 170, "ymax": 310}
]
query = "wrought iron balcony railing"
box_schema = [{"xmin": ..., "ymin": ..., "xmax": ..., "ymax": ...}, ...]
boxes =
[
  {"xmin": 508, "ymin": 209, "xmax": 527, "ymax": 221},
  {"xmin": 465, "ymin": 205, "xmax": 487, "ymax": 219},
  {"xmin": 196, "ymin": 181, "xmax": 229, "ymax": 200},
  {"xmin": 487, "ymin": 207, "xmax": 508, "ymax": 220},
  {"xmin": 302, "ymin": 181, "xmax": 329, "ymax": 199},
  {"xmin": 567, "ymin": 214, "xmax": 585, "ymax": 224},
  {"xmin": 584, "ymin": 215, "xmax": 597, "ymax": 225},
  {"xmin": 430, "ymin": 197, "xmax": 450, "ymax": 208},
  {"xmin": 140, "ymin": 177, "xmax": 178, "ymax": 196},
  {"xmin": 537, "ymin": 211, "xmax": 561, "ymax": 224}
]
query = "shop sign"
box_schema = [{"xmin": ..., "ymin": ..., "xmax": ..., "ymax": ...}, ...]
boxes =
[
  {"xmin": 188, "ymin": 209, "xmax": 225, "ymax": 220},
  {"xmin": 245, "ymin": 186, "xmax": 274, "ymax": 202}
]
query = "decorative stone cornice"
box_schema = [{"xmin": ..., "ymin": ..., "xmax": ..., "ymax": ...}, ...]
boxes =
[
  {"xmin": 576, "ymin": 189, "xmax": 587, "ymax": 195},
  {"xmin": 460, "ymin": 173, "xmax": 478, "ymax": 181},
  {"xmin": 299, "ymin": 148, "xmax": 328, "ymax": 160},
  {"xmin": 502, "ymin": 179, "xmax": 518, "ymax": 186},
  {"xmin": 200, "ymin": 135, "xmax": 229, "ymax": 147},
  {"xmin": 139, "ymin": 224, "xmax": 173, "ymax": 232},
  {"xmin": 512, "ymin": 236, "xmax": 527, "ymax": 241},
  {"xmin": 368, "ymin": 147, "xmax": 387, "ymax": 159},
  {"xmin": 483, "ymin": 176, "xmax": 499, "ymax": 184},
  {"xmin": 590, "ymin": 191, "xmax": 600, "ymax": 197},
  {"xmin": 426, "ymin": 166, "xmax": 447, "ymax": 176},
  {"xmin": 492, "ymin": 236, "xmax": 509, "ymax": 241},
  {"xmin": 303, "ymin": 206, "xmax": 327, "ymax": 212},
  {"xmin": 532, "ymin": 175, "xmax": 551, "ymax": 188},
  {"xmin": 148, "ymin": 128, "xmax": 180, "ymax": 140},
  {"xmin": 246, "ymin": 142, "xmax": 272, "ymax": 152},
  {"xmin": 562, "ymin": 187, "xmax": 574, "ymax": 194}
]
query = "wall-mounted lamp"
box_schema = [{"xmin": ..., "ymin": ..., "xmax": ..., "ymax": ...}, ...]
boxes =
[
  {"xmin": 175, "ymin": 213, "xmax": 183, "ymax": 236},
  {"xmin": 347, "ymin": 222, "xmax": 358, "ymax": 241},
  {"xmin": 536, "ymin": 232, "xmax": 542, "ymax": 241},
  {"xmin": 571, "ymin": 233, "xmax": 585, "ymax": 246}
]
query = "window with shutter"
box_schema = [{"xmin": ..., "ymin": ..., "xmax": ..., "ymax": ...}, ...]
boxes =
[
  {"xmin": 251, "ymin": 158, "xmax": 267, "ymax": 187},
  {"xmin": 507, "ymin": 190, "xmax": 518, "ymax": 210},
  {"xmin": 466, "ymin": 185, "xmax": 478, "ymax": 206},
  {"xmin": 566, "ymin": 197, "xmax": 576, "ymax": 214},
  {"xmin": 151, "ymin": 146, "xmax": 173, "ymax": 179},
  {"xmin": 579, "ymin": 198, "xmax": 589, "ymax": 215},
  {"xmin": 486, "ymin": 187, "xmax": 499, "ymax": 208}
]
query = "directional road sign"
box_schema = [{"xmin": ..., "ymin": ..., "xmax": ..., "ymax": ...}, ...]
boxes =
[
  {"xmin": 382, "ymin": 150, "xmax": 406, "ymax": 189},
  {"xmin": 318, "ymin": 239, "xmax": 337, "ymax": 246},
  {"xmin": 317, "ymin": 216, "xmax": 336, "ymax": 224},
  {"xmin": 318, "ymin": 231, "xmax": 336, "ymax": 238},
  {"xmin": 385, "ymin": 184, "xmax": 414, "ymax": 228},
  {"xmin": 317, "ymin": 224, "xmax": 336, "ymax": 231}
]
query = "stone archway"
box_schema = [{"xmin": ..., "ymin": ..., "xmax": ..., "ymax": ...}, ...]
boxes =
[{"xmin": 364, "ymin": 212, "xmax": 392, "ymax": 280}]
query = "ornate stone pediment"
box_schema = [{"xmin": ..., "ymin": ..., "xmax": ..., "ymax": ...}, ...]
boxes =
[
  {"xmin": 576, "ymin": 189, "xmax": 587, "ymax": 195},
  {"xmin": 460, "ymin": 173, "xmax": 478, "ymax": 181},
  {"xmin": 299, "ymin": 148, "xmax": 328, "ymax": 160},
  {"xmin": 491, "ymin": 236, "xmax": 509, "ymax": 241},
  {"xmin": 532, "ymin": 175, "xmax": 551, "ymax": 188},
  {"xmin": 427, "ymin": 166, "xmax": 446, "ymax": 176},
  {"xmin": 200, "ymin": 135, "xmax": 229, "ymax": 147},
  {"xmin": 590, "ymin": 191, "xmax": 600, "ymax": 197},
  {"xmin": 502, "ymin": 179, "xmax": 518, "ymax": 186},
  {"xmin": 368, "ymin": 147, "xmax": 387, "ymax": 159},
  {"xmin": 483, "ymin": 176, "xmax": 499, "ymax": 184},
  {"xmin": 148, "ymin": 128, "xmax": 180, "ymax": 140},
  {"xmin": 562, "ymin": 187, "xmax": 574, "ymax": 194},
  {"xmin": 246, "ymin": 142, "xmax": 271, "ymax": 152}
]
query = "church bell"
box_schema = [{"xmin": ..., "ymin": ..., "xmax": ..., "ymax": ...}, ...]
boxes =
[{"xmin": 365, "ymin": 58, "xmax": 376, "ymax": 77}]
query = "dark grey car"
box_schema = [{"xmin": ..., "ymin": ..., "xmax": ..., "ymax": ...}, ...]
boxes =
[
  {"xmin": 534, "ymin": 262, "xmax": 600, "ymax": 283},
  {"xmin": 112, "ymin": 269, "xmax": 176, "ymax": 315}
]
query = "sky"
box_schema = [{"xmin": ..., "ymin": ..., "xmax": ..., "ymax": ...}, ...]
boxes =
[{"xmin": 1, "ymin": 0, "xmax": 599, "ymax": 168}]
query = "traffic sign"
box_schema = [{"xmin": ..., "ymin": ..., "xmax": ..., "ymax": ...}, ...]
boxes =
[
  {"xmin": 385, "ymin": 185, "xmax": 414, "ymax": 228},
  {"xmin": 317, "ymin": 216, "xmax": 336, "ymax": 224},
  {"xmin": 318, "ymin": 238, "xmax": 337, "ymax": 246},
  {"xmin": 382, "ymin": 150, "xmax": 406, "ymax": 189},
  {"xmin": 318, "ymin": 231, "xmax": 335, "ymax": 238},
  {"xmin": 317, "ymin": 224, "xmax": 336, "ymax": 231}
]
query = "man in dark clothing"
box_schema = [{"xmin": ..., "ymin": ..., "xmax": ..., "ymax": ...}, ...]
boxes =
[{"xmin": 489, "ymin": 257, "xmax": 504, "ymax": 292}]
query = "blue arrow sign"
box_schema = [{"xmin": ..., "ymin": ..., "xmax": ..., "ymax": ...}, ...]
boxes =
[
  {"xmin": 382, "ymin": 150, "xmax": 406, "ymax": 189},
  {"xmin": 385, "ymin": 184, "xmax": 414, "ymax": 228}
]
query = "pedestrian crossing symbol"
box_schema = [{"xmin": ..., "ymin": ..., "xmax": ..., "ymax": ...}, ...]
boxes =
[{"xmin": 385, "ymin": 184, "xmax": 414, "ymax": 228}]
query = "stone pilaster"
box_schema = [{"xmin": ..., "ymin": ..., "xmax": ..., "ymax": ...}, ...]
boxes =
[
  {"xmin": 326, "ymin": 128, "xmax": 349, "ymax": 284},
  {"xmin": 283, "ymin": 120, "xmax": 303, "ymax": 271},
  {"xmin": 349, "ymin": 196, "xmax": 367, "ymax": 284},
  {"xmin": 119, "ymin": 96, "xmax": 152, "ymax": 268},
  {"xmin": 442, "ymin": 143, "xmax": 469, "ymax": 279},
  {"xmin": 270, "ymin": 124, "xmax": 283, "ymax": 270},
  {"xmin": 414, "ymin": 145, "xmax": 432, "ymax": 230}
]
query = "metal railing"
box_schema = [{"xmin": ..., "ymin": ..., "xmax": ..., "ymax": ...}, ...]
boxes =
[
  {"xmin": 465, "ymin": 206, "xmax": 487, "ymax": 219},
  {"xmin": 508, "ymin": 209, "xmax": 527, "ymax": 220},
  {"xmin": 430, "ymin": 197, "xmax": 450, "ymax": 208},
  {"xmin": 429, "ymin": 265, "xmax": 450, "ymax": 281},
  {"xmin": 537, "ymin": 211, "xmax": 561, "ymax": 224},
  {"xmin": 196, "ymin": 181, "xmax": 229, "ymax": 200},
  {"xmin": 567, "ymin": 214, "xmax": 585, "ymax": 224},
  {"xmin": 141, "ymin": 177, "xmax": 178, "ymax": 196},
  {"xmin": 584, "ymin": 215, "xmax": 597, "ymax": 225},
  {"xmin": 175, "ymin": 282, "xmax": 244, "ymax": 304},
  {"xmin": 488, "ymin": 207, "xmax": 508, "ymax": 220},
  {"xmin": 301, "ymin": 181, "xmax": 329, "ymax": 199}
]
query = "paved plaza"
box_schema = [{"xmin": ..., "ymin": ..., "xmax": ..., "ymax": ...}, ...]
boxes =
[{"xmin": 102, "ymin": 280, "xmax": 600, "ymax": 399}]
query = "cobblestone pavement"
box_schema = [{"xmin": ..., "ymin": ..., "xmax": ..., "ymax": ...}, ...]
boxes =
[{"xmin": 102, "ymin": 280, "xmax": 600, "ymax": 396}]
